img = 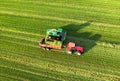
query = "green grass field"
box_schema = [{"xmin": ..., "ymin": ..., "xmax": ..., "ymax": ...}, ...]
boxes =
[{"xmin": 0, "ymin": 0, "xmax": 120, "ymax": 81}]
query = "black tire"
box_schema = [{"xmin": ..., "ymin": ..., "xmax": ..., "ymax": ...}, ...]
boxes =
[
  {"xmin": 46, "ymin": 48, "xmax": 50, "ymax": 51},
  {"xmin": 76, "ymin": 51, "xmax": 81, "ymax": 55},
  {"xmin": 42, "ymin": 47, "xmax": 46, "ymax": 50},
  {"xmin": 66, "ymin": 50, "xmax": 72, "ymax": 54},
  {"xmin": 40, "ymin": 38, "xmax": 45, "ymax": 44}
]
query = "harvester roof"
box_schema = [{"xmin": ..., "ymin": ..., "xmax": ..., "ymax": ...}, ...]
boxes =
[{"xmin": 47, "ymin": 28, "xmax": 63, "ymax": 37}]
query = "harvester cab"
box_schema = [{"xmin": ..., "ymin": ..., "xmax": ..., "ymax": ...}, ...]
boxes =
[{"xmin": 46, "ymin": 28, "xmax": 63, "ymax": 41}]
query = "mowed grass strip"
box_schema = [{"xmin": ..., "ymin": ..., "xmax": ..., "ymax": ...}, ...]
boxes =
[
  {"xmin": 0, "ymin": 49, "xmax": 120, "ymax": 81},
  {"xmin": 0, "ymin": 14, "xmax": 120, "ymax": 44},
  {"xmin": 0, "ymin": 0, "xmax": 120, "ymax": 25},
  {"xmin": 0, "ymin": 10, "xmax": 120, "ymax": 28},
  {"xmin": 1, "ymin": 34, "xmax": 120, "ymax": 80},
  {"xmin": 0, "ymin": 35, "xmax": 117, "ymax": 78},
  {"xmin": 0, "ymin": 19, "xmax": 119, "ymax": 80},
  {"xmin": 0, "ymin": 58, "xmax": 99, "ymax": 81},
  {"xmin": 1, "ymin": 28, "xmax": 120, "ymax": 49},
  {"xmin": 1, "ymin": 27, "xmax": 120, "ymax": 70},
  {"xmin": 0, "ymin": 66, "xmax": 60, "ymax": 81},
  {"xmin": 1, "ymin": 28, "xmax": 120, "ymax": 51},
  {"xmin": 0, "ymin": 75, "xmax": 22, "ymax": 81}
]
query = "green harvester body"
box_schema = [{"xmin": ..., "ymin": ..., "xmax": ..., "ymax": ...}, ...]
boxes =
[{"xmin": 39, "ymin": 28, "xmax": 67, "ymax": 49}]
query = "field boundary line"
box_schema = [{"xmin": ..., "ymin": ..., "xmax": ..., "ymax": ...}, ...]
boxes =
[{"xmin": 0, "ymin": 11, "xmax": 120, "ymax": 28}]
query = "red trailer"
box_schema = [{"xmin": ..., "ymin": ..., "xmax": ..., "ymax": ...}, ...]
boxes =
[{"xmin": 66, "ymin": 42, "xmax": 84, "ymax": 55}]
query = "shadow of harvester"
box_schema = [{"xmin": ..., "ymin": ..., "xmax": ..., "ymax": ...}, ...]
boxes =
[{"xmin": 61, "ymin": 21, "xmax": 101, "ymax": 53}]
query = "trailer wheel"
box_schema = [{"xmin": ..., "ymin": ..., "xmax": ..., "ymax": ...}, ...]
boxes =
[
  {"xmin": 46, "ymin": 48, "xmax": 50, "ymax": 51},
  {"xmin": 42, "ymin": 47, "xmax": 46, "ymax": 50},
  {"xmin": 66, "ymin": 50, "xmax": 72, "ymax": 54},
  {"xmin": 76, "ymin": 51, "xmax": 81, "ymax": 55}
]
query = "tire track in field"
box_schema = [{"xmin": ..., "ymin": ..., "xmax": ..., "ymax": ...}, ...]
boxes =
[
  {"xmin": 0, "ymin": 66, "xmax": 60, "ymax": 81},
  {"xmin": 0, "ymin": 64, "xmax": 97, "ymax": 81},
  {"xmin": 1, "ymin": 51, "xmax": 120, "ymax": 81},
  {"xmin": 0, "ymin": 49, "xmax": 69, "ymax": 66},
  {"xmin": 0, "ymin": 31, "xmax": 119, "ymax": 80},
  {"xmin": 0, "ymin": 74, "xmax": 27, "ymax": 81},
  {"xmin": 0, "ymin": 59, "xmax": 87, "ymax": 81},
  {"xmin": 0, "ymin": 10, "xmax": 120, "ymax": 28},
  {"xmin": 2, "ymin": 0, "xmax": 120, "ymax": 13},
  {"xmin": 0, "ymin": 27, "xmax": 44, "ymax": 37},
  {"xmin": 1, "ymin": 48, "xmax": 120, "ymax": 75},
  {"xmin": 0, "ymin": 4, "xmax": 119, "ymax": 18}
]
